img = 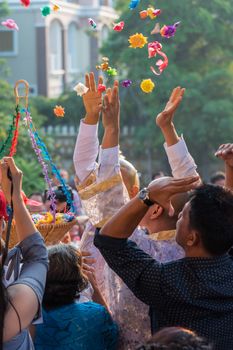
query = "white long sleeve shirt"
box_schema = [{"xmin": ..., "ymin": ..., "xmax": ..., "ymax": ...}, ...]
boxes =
[
  {"xmin": 73, "ymin": 120, "xmax": 120, "ymax": 183},
  {"xmin": 164, "ymin": 135, "xmax": 198, "ymax": 178}
]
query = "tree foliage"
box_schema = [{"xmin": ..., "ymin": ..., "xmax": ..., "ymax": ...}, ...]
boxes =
[
  {"xmin": 102, "ymin": 0, "xmax": 233, "ymax": 180},
  {"xmin": 0, "ymin": 80, "xmax": 49, "ymax": 195}
]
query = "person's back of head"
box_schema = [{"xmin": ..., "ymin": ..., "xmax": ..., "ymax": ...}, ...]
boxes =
[
  {"xmin": 140, "ymin": 190, "xmax": 189, "ymax": 234},
  {"xmin": 119, "ymin": 156, "xmax": 140, "ymax": 199},
  {"xmin": 210, "ymin": 171, "xmax": 225, "ymax": 186},
  {"xmin": 43, "ymin": 244, "xmax": 88, "ymax": 309},
  {"xmin": 45, "ymin": 185, "xmax": 74, "ymax": 212},
  {"xmin": 152, "ymin": 171, "xmax": 165, "ymax": 181},
  {"xmin": 137, "ymin": 327, "xmax": 213, "ymax": 349},
  {"xmin": 188, "ymin": 184, "xmax": 233, "ymax": 255}
]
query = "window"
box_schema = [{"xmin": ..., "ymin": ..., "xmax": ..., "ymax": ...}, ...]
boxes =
[
  {"xmin": 49, "ymin": 20, "xmax": 63, "ymax": 72},
  {"xmin": 100, "ymin": 0, "xmax": 110, "ymax": 5},
  {"xmin": 67, "ymin": 23, "xmax": 79, "ymax": 72},
  {"xmin": 0, "ymin": 29, "xmax": 18, "ymax": 56},
  {"xmin": 101, "ymin": 25, "xmax": 109, "ymax": 43}
]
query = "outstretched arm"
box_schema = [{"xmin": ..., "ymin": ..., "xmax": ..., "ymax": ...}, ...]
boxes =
[
  {"xmin": 156, "ymin": 87, "xmax": 199, "ymax": 178},
  {"xmin": 1, "ymin": 158, "xmax": 48, "ymax": 342},
  {"xmin": 73, "ymin": 73, "xmax": 103, "ymax": 183},
  {"xmin": 98, "ymin": 81, "xmax": 121, "ymax": 181},
  {"xmin": 215, "ymin": 143, "xmax": 233, "ymax": 190}
]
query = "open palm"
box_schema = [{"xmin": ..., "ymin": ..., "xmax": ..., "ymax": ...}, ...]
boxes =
[
  {"xmin": 83, "ymin": 72, "xmax": 103, "ymax": 117},
  {"xmin": 156, "ymin": 87, "xmax": 185, "ymax": 129}
]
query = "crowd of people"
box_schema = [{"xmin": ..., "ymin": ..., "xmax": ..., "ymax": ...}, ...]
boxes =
[{"xmin": 1, "ymin": 72, "xmax": 233, "ymax": 350}]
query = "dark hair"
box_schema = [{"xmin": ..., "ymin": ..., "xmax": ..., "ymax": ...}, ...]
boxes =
[
  {"xmin": 152, "ymin": 172, "xmax": 165, "ymax": 180},
  {"xmin": 210, "ymin": 171, "xmax": 225, "ymax": 185},
  {"xmin": 29, "ymin": 192, "xmax": 43, "ymax": 200},
  {"xmin": 189, "ymin": 184, "xmax": 233, "ymax": 255},
  {"xmin": 44, "ymin": 186, "xmax": 74, "ymax": 210},
  {"xmin": 137, "ymin": 327, "xmax": 212, "ymax": 350},
  {"xmin": 43, "ymin": 244, "xmax": 88, "ymax": 309}
]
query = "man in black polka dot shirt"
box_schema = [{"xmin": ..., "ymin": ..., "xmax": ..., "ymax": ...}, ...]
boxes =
[{"xmin": 94, "ymin": 176, "xmax": 233, "ymax": 350}]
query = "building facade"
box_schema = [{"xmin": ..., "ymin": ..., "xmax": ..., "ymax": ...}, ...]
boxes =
[{"xmin": 0, "ymin": 0, "xmax": 117, "ymax": 97}]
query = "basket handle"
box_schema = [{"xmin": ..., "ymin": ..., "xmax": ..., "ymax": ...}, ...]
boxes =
[{"xmin": 14, "ymin": 79, "xmax": 29, "ymax": 109}]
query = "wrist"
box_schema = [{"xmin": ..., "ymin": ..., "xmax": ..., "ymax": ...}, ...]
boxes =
[
  {"xmin": 104, "ymin": 126, "xmax": 119, "ymax": 134},
  {"xmin": 83, "ymin": 113, "xmax": 100, "ymax": 125},
  {"xmin": 160, "ymin": 122, "xmax": 175, "ymax": 133},
  {"xmin": 138, "ymin": 188, "xmax": 155, "ymax": 207}
]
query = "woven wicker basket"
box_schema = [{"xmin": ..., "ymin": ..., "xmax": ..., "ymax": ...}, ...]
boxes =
[{"xmin": 3, "ymin": 220, "xmax": 77, "ymax": 249}]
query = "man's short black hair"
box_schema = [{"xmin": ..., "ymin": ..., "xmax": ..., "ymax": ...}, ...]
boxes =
[
  {"xmin": 210, "ymin": 171, "xmax": 225, "ymax": 185},
  {"xmin": 137, "ymin": 326, "xmax": 212, "ymax": 349},
  {"xmin": 189, "ymin": 184, "xmax": 233, "ymax": 255}
]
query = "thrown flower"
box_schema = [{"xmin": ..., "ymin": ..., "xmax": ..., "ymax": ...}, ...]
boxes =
[
  {"xmin": 1, "ymin": 19, "xmax": 19, "ymax": 31},
  {"xmin": 160, "ymin": 22, "xmax": 180, "ymax": 38},
  {"xmin": 73, "ymin": 83, "xmax": 89, "ymax": 97},
  {"xmin": 122, "ymin": 80, "xmax": 132, "ymax": 88},
  {"xmin": 140, "ymin": 79, "xmax": 155, "ymax": 94},
  {"xmin": 53, "ymin": 105, "xmax": 65, "ymax": 118},
  {"xmin": 129, "ymin": 33, "xmax": 148, "ymax": 49}
]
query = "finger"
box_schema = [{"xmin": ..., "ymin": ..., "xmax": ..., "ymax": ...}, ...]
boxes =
[
  {"xmin": 172, "ymin": 176, "xmax": 200, "ymax": 184},
  {"xmin": 83, "ymin": 257, "xmax": 96, "ymax": 265},
  {"xmin": 2, "ymin": 157, "xmax": 18, "ymax": 175},
  {"xmin": 81, "ymin": 251, "xmax": 92, "ymax": 257},
  {"xmin": 167, "ymin": 201, "xmax": 175, "ymax": 217},
  {"xmin": 113, "ymin": 80, "xmax": 119, "ymax": 88},
  {"xmin": 107, "ymin": 88, "xmax": 112, "ymax": 103},
  {"xmin": 215, "ymin": 144, "xmax": 232, "ymax": 156},
  {"xmin": 216, "ymin": 144, "xmax": 228, "ymax": 154},
  {"xmin": 170, "ymin": 87, "xmax": 181, "ymax": 103},
  {"xmin": 0, "ymin": 161, "xmax": 8, "ymax": 179},
  {"xmin": 180, "ymin": 88, "xmax": 185, "ymax": 98},
  {"xmin": 168, "ymin": 87, "xmax": 178, "ymax": 103},
  {"xmin": 104, "ymin": 94, "xmax": 110, "ymax": 110},
  {"xmin": 85, "ymin": 74, "xmax": 90, "ymax": 89},
  {"xmin": 89, "ymin": 72, "xmax": 96, "ymax": 91},
  {"xmin": 170, "ymin": 180, "xmax": 200, "ymax": 194},
  {"xmin": 82, "ymin": 263, "xmax": 95, "ymax": 273},
  {"xmin": 98, "ymin": 75, "xmax": 103, "ymax": 85},
  {"xmin": 111, "ymin": 85, "xmax": 119, "ymax": 105},
  {"xmin": 164, "ymin": 96, "xmax": 182, "ymax": 115}
]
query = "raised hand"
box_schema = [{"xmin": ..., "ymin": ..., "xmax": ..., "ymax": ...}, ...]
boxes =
[
  {"xmin": 83, "ymin": 72, "xmax": 103, "ymax": 124},
  {"xmin": 156, "ymin": 86, "xmax": 185, "ymax": 130},
  {"xmin": 102, "ymin": 81, "xmax": 120, "ymax": 131},
  {"xmin": 215, "ymin": 144, "xmax": 233, "ymax": 168},
  {"xmin": 101, "ymin": 81, "xmax": 120, "ymax": 149},
  {"xmin": 147, "ymin": 175, "xmax": 200, "ymax": 216},
  {"xmin": 0, "ymin": 157, "xmax": 22, "ymax": 203}
]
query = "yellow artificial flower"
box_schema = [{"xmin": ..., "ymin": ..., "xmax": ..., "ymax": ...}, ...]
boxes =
[
  {"xmin": 128, "ymin": 33, "xmax": 148, "ymax": 49},
  {"xmin": 140, "ymin": 79, "xmax": 155, "ymax": 93}
]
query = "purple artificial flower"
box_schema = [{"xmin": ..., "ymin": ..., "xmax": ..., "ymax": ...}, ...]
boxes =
[{"xmin": 122, "ymin": 79, "xmax": 132, "ymax": 88}]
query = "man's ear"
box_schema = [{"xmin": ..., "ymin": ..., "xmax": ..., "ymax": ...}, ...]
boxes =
[
  {"xmin": 150, "ymin": 204, "xmax": 164, "ymax": 220},
  {"xmin": 186, "ymin": 231, "xmax": 200, "ymax": 247}
]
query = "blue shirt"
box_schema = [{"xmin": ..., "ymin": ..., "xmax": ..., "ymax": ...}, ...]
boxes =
[
  {"xmin": 34, "ymin": 302, "xmax": 118, "ymax": 350},
  {"xmin": 94, "ymin": 230, "xmax": 233, "ymax": 350}
]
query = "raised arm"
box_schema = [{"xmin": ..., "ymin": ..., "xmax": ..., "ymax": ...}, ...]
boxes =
[
  {"xmin": 215, "ymin": 143, "xmax": 233, "ymax": 190},
  {"xmin": 73, "ymin": 73, "xmax": 103, "ymax": 183},
  {"xmin": 94, "ymin": 176, "xmax": 199, "ymax": 306},
  {"xmin": 156, "ymin": 87, "xmax": 199, "ymax": 178},
  {"xmin": 1, "ymin": 158, "xmax": 48, "ymax": 343},
  {"xmin": 99, "ymin": 176, "xmax": 199, "ymax": 239},
  {"xmin": 98, "ymin": 81, "xmax": 121, "ymax": 181},
  {"xmin": 1, "ymin": 157, "xmax": 36, "ymax": 241}
]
